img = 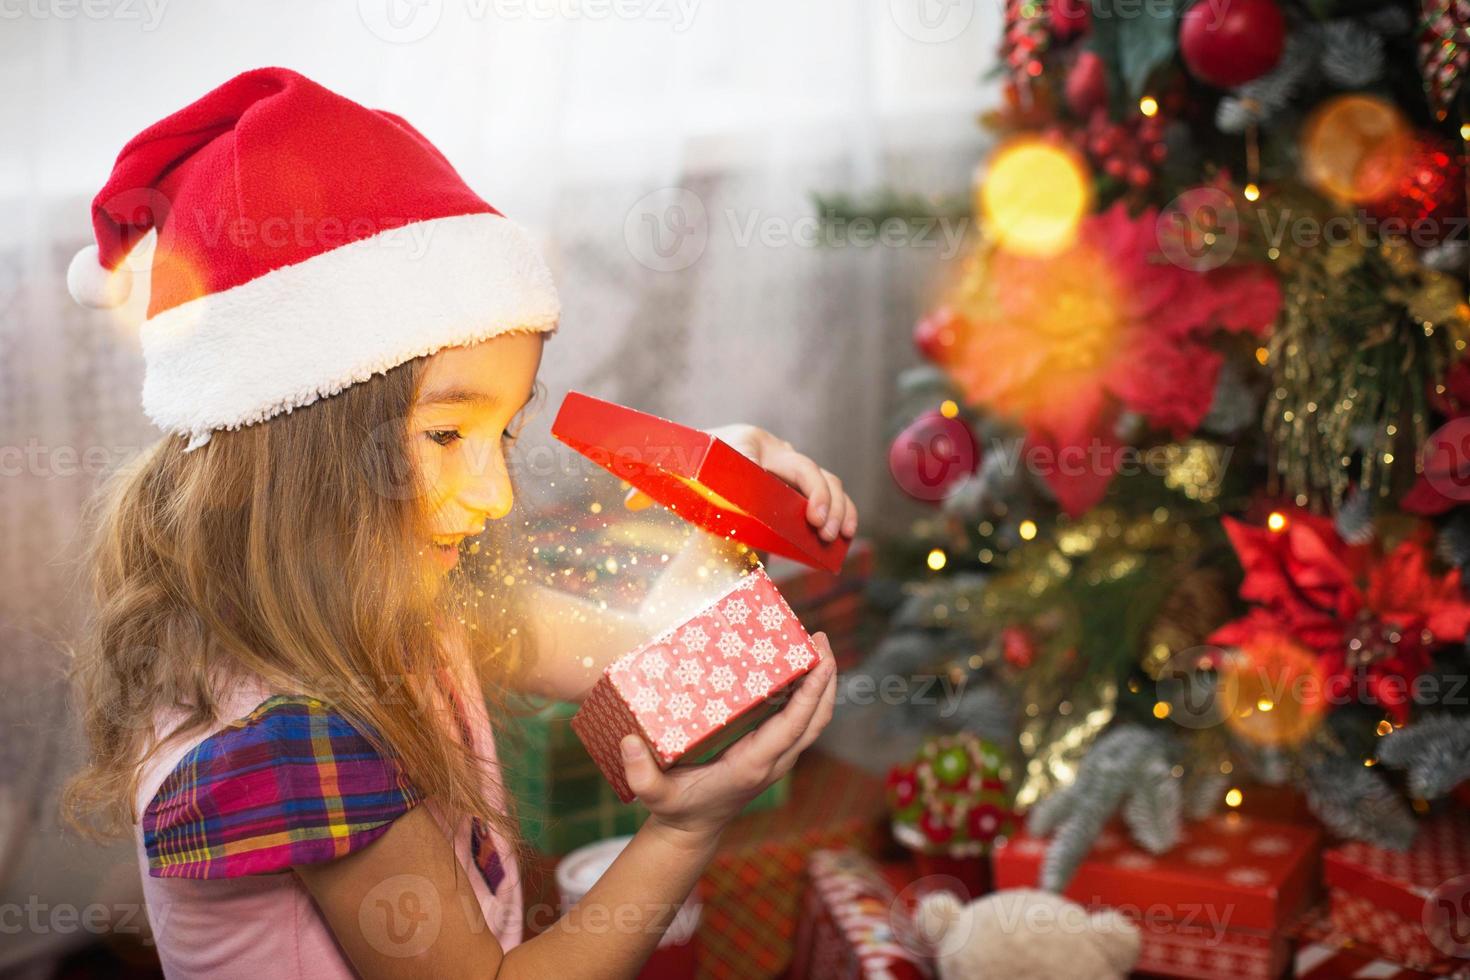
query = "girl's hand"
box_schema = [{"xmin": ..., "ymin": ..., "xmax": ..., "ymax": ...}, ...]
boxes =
[
  {"xmin": 708, "ymin": 424, "xmax": 858, "ymax": 542},
  {"xmin": 627, "ymin": 424, "xmax": 858, "ymax": 543},
  {"xmin": 620, "ymin": 632, "xmax": 839, "ymax": 846}
]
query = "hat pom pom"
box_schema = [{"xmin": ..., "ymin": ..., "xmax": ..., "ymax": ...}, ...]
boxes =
[{"xmin": 67, "ymin": 244, "xmax": 131, "ymax": 309}]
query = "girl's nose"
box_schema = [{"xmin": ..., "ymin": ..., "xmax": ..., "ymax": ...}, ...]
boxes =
[{"xmin": 458, "ymin": 452, "xmax": 514, "ymax": 522}]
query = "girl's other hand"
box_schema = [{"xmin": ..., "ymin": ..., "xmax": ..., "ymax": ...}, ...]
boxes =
[
  {"xmin": 625, "ymin": 424, "xmax": 858, "ymax": 543},
  {"xmin": 619, "ymin": 631, "xmax": 839, "ymax": 847}
]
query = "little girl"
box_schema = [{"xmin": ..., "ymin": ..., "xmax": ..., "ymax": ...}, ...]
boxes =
[{"xmin": 62, "ymin": 67, "xmax": 857, "ymax": 979}]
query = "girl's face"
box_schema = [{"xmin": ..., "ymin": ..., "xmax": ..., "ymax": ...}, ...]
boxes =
[{"xmin": 409, "ymin": 331, "xmax": 544, "ymax": 574}]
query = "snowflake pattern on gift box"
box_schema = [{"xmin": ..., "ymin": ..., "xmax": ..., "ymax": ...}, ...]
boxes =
[
  {"xmin": 757, "ymin": 606, "xmax": 784, "ymax": 631},
  {"xmin": 1224, "ymin": 867, "xmax": 1270, "ymax": 887},
  {"xmin": 631, "ymin": 687, "xmax": 662, "ymax": 714},
  {"xmin": 785, "ymin": 645, "xmax": 814, "ymax": 670},
  {"xmin": 679, "ymin": 625, "xmax": 708, "ymax": 652},
  {"xmin": 745, "ymin": 671, "xmax": 772, "ymax": 698},
  {"xmin": 640, "ymin": 649, "xmax": 668, "ymax": 679},
  {"xmin": 749, "ymin": 637, "xmax": 777, "ymax": 664},
  {"xmin": 716, "ymin": 632, "xmax": 745, "ymax": 659},
  {"xmin": 722, "ymin": 598, "xmax": 750, "ymax": 624},
  {"xmin": 703, "ymin": 699, "xmax": 732, "ymax": 726},
  {"xmin": 709, "ymin": 665, "xmax": 737, "ymax": 692},
  {"xmin": 658, "ymin": 728, "xmax": 690, "ymax": 755},
  {"xmin": 673, "ymin": 658, "xmax": 703, "ymax": 686},
  {"xmin": 667, "ymin": 692, "xmax": 695, "ymax": 720}
]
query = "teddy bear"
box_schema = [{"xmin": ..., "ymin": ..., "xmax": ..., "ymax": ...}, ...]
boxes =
[{"xmin": 913, "ymin": 887, "xmax": 1141, "ymax": 980}]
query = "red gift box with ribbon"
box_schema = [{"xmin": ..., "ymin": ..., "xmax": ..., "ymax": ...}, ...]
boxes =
[
  {"xmin": 1325, "ymin": 808, "xmax": 1470, "ymax": 970},
  {"xmin": 993, "ymin": 812, "xmax": 1321, "ymax": 979}
]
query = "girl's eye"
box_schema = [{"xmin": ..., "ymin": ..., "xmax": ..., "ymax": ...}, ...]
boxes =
[{"xmin": 426, "ymin": 429, "xmax": 461, "ymax": 447}]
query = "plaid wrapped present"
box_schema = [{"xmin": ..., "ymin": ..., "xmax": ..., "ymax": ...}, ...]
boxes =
[
  {"xmin": 1326, "ymin": 807, "xmax": 1470, "ymax": 971},
  {"xmin": 790, "ymin": 849, "xmax": 932, "ymax": 979},
  {"xmin": 696, "ymin": 750, "xmax": 889, "ymax": 980}
]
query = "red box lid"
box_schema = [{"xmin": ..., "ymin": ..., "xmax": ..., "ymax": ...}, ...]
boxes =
[
  {"xmin": 1324, "ymin": 808, "xmax": 1470, "ymax": 925},
  {"xmin": 551, "ymin": 391, "xmax": 850, "ymax": 573},
  {"xmin": 992, "ymin": 813, "xmax": 1321, "ymax": 934}
]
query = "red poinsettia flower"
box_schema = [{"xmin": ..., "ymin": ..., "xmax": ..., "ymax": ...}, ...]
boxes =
[
  {"xmin": 944, "ymin": 202, "xmax": 1281, "ymax": 516},
  {"xmin": 1210, "ymin": 509, "xmax": 1470, "ymax": 722}
]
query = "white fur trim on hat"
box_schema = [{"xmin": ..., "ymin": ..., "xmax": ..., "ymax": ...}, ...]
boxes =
[
  {"xmin": 137, "ymin": 212, "xmax": 560, "ymax": 451},
  {"xmin": 67, "ymin": 243, "xmax": 133, "ymax": 309}
]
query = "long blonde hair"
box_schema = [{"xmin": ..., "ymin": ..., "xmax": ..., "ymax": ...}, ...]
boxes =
[{"xmin": 63, "ymin": 354, "xmax": 534, "ymax": 856}]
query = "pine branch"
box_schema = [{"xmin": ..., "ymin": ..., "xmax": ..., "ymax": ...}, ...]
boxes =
[{"xmin": 1378, "ymin": 715, "xmax": 1470, "ymax": 799}]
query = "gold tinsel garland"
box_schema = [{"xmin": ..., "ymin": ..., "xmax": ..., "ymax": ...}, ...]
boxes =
[{"xmin": 1266, "ymin": 237, "xmax": 1469, "ymax": 510}]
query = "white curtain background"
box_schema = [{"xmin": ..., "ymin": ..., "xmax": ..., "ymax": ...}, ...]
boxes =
[{"xmin": 0, "ymin": 0, "xmax": 995, "ymax": 968}]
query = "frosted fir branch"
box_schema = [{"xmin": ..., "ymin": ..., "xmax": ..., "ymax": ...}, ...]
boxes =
[
  {"xmin": 1027, "ymin": 783, "xmax": 1078, "ymax": 838},
  {"xmin": 1030, "ymin": 725, "xmax": 1182, "ymax": 890},
  {"xmin": 1378, "ymin": 715, "xmax": 1470, "ymax": 799},
  {"xmin": 1320, "ymin": 21, "xmax": 1385, "ymax": 88},
  {"xmin": 1304, "ymin": 755, "xmax": 1417, "ymax": 850},
  {"xmin": 1183, "ymin": 769, "xmax": 1230, "ymax": 820},
  {"xmin": 1121, "ymin": 759, "xmax": 1183, "ymax": 854}
]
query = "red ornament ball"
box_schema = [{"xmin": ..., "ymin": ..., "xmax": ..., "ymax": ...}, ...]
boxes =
[
  {"xmin": 1178, "ymin": 0, "xmax": 1285, "ymax": 88},
  {"xmin": 914, "ymin": 306, "xmax": 963, "ymax": 364},
  {"xmin": 919, "ymin": 807, "xmax": 955, "ymax": 846},
  {"xmin": 1065, "ymin": 50, "xmax": 1108, "ymax": 117},
  {"xmin": 1000, "ymin": 626, "xmax": 1036, "ymax": 669},
  {"xmin": 888, "ymin": 410, "xmax": 980, "ymax": 504}
]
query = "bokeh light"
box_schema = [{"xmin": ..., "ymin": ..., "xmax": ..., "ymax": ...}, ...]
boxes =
[{"xmin": 979, "ymin": 138, "xmax": 1091, "ymax": 258}]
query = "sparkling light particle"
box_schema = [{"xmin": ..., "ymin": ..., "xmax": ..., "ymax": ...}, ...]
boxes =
[
  {"xmin": 1266, "ymin": 511, "xmax": 1287, "ymax": 532},
  {"xmin": 1153, "ymin": 701, "xmax": 1171, "ymax": 720},
  {"xmin": 1225, "ymin": 788, "xmax": 1243, "ymax": 808},
  {"xmin": 1018, "ymin": 519, "xmax": 1038, "ymax": 541},
  {"xmin": 1243, "ymin": 182, "xmax": 1261, "ymax": 202},
  {"xmin": 926, "ymin": 548, "xmax": 947, "ymax": 571},
  {"xmin": 1139, "ymin": 95, "xmax": 1159, "ymax": 117},
  {"xmin": 940, "ymin": 399, "xmax": 960, "ymax": 419}
]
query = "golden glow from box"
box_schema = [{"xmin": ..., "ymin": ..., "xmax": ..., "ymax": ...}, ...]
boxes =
[{"xmin": 979, "ymin": 138, "xmax": 1091, "ymax": 259}]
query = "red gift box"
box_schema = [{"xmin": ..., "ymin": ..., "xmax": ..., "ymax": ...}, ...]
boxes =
[
  {"xmin": 697, "ymin": 751, "xmax": 888, "ymax": 980},
  {"xmin": 571, "ymin": 566, "xmax": 820, "ymax": 803},
  {"xmin": 790, "ymin": 850, "xmax": 932, "ymax": 980},
  {"xmin": 552, "ymin": 391, "xmax": 850, "ymax": 573},
  {"xmin": 1325, "ymin": 808, "xmax": 1470, "ymax": 970},
  {"xmin": 993, "ymin": 812, "xmax": 1321, "ymax": 979}
]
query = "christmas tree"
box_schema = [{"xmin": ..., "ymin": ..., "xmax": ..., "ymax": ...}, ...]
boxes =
[{"xmin": 845, "ymin": 0, "xmax": 1470, "ymax": 884}]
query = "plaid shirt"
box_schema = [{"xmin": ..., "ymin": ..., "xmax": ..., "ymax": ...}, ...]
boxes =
[{"xmin": 143, "ymin": 692, "xmax": 504, "ymax": 895}]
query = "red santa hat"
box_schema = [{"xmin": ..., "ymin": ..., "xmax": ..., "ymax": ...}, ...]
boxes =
[{"xmin": 67, "ymin": 66, "xmax": 560, "ymax": 452}]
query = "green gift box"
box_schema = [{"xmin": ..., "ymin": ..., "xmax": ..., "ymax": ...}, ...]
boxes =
[{"xmin": 506, "ymin": 700, "xmax": 790, "ymax": 856}]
